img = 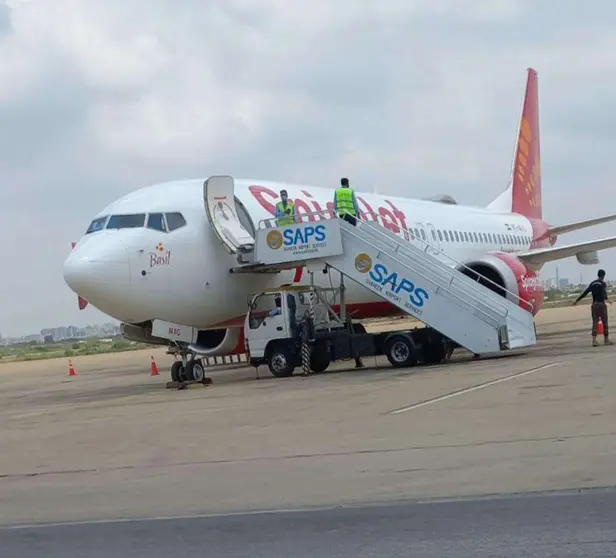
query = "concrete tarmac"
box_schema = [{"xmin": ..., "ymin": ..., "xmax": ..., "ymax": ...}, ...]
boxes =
[
  {"xmin": 1, "ymin": 305, "xmax": 615, "ymax": 551},
  {"xmin": 3, "ymin": 489, "xmax": 616, "ymax": 557}
]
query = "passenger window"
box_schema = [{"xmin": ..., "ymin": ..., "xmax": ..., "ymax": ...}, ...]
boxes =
[
  {"xmin": 420, "ymin": 229, "xmax": 426, "ymax": 240},
  {"xmin": 444, "ymin": 230, "xmax": 450, "ymax": 242},
  {"xmin": 86, "ymin": 216, "xmax": 108, "ymax": 234},
  {"xmin": 413, "ymin": 228, "xmax": 420, "ymax": 240},
  {"xmin": 166, "ymin": 212, "xmax": 187, "ymax": 231},
  {"xmin": 106, "ymin": 214, "xmax": 146, "ymax": 229},
  {"xmin": 437, "ymin": 230, "xmax": 443, "ymax": 241},
  {"xmin": 453, "ymin": 231, "xmax": 459, "ymax": 242},
  {"xmin": 147, "ymin": 213, "xmax": 166, "ymax": 232},
  {"xmin": 431, "ymin": 229, "xmax": 436, "ymax": 241},
  {"xmin": 472, "ymin": 232, "xmax": 478, "ymax": 243}
]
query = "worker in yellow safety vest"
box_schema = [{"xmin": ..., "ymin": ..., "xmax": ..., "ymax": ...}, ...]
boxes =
[
  {"xmin": 334, "ymin": 177, "xmax": 360, "ymax": 226},
  {"xmin": 275, "ymin": 189, "xmax": 296, "ymax": 226}
]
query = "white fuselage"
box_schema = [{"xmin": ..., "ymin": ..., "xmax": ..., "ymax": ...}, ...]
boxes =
[{"xmin": 63, "ymin": 178, "xmax": 535, "ymax": 329}]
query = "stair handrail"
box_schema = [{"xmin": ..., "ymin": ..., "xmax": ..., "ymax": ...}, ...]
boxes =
[{"xmin": 256, "ymin": 210, "xmax": 534, "ymax": 313}]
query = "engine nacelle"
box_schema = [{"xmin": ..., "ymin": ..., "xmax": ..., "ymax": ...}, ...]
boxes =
[
  {"xmin": 576, "ymin": 250, "xmax": 599, "ymax": 265},
  {"xmin": 188, "ymin": 327, "xmax": 246, "ymax": 356},
  {"xmin": 122, "ymin": 322, "xmax": 246, "ymax": 356},
  {"xmin": 121, "ymin": 322, "xmax": 168, "ymax": 345},
  {"xmin": 456, "ymin": 253, "xmax": 544, "ymax": 316}
]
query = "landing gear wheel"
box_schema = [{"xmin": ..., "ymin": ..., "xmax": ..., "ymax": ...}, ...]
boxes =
[
  {"xmin": 170, "ymin": 361, "xmax": 186, "ymax": 382},
  {"xmin": 185, "ymin": 359, "xmax": 205, "ymax": 382},
  {"xmin": 384, "ymin": 335, "xmax": 417, "ymax": 368},
  {"xmin": 266, "ymin": 344, "xmax": 295, "ymax": 378}
]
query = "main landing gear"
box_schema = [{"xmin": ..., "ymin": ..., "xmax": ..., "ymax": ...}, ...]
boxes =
[{"xmin": 167, "ymin": 346, "xmax": 213, "ymax": 385}]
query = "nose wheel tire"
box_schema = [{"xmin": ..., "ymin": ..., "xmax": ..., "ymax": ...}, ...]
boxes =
[
  {"xmin": 170, "ymin": 361, "xmax": 186, "ymax": 382},
  {"xmin": 186, "ymin": 359, "xmax": 206, "ymax": 383}
]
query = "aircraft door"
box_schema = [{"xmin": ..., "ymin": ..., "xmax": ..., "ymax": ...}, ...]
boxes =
[
  {"xmin": 204, "ymin": 175, "xmax": 255, "ymax": 255},
  {"xmin": 426, "ymin": 223, "xmax": 441, "ymax": 254}
]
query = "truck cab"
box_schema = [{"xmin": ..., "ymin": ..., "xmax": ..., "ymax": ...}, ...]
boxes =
[{"xmin": 244, "ymin": 285, "xmax": 342, "ymax": 377}]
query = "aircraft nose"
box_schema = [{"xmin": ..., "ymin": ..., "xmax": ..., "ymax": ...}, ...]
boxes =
[{"xmin": 63, "ymin": 238, "xmax": 130, "ymax": 310}]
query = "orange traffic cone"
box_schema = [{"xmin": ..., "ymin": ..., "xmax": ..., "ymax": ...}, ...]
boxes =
[
  {"xmin": 150, "ymin": 356, "xmax": 159, "ymax": 376},
  {"xmin": 597, "ymin": 318, "xmax": 604, "ymax": 336},
  {"xmin": 68, "ymin": 358, "xmax": 77, "ymax": 376}
]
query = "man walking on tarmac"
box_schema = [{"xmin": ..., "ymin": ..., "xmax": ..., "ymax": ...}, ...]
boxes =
[
  {"xmin": 573, "ymin": 269, "xmax": 613, "ymax": 346},
  {"xmin": 334, "ymin": 177, "xmax": 361, "ymax": 226},
  {"xmin": 274, "ymin": 189, "xmax": 296, "ymax": 226}
]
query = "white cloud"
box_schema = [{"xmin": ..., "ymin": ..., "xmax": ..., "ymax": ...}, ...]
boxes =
[{"xmin": 2, "ymin": 0, "xmax": 616, "ymax": 335}]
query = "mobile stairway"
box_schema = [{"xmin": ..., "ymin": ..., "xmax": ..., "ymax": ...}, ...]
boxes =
[{"xmin": 203, "ymin": 175, "xmax": 537, "ymax": 356}]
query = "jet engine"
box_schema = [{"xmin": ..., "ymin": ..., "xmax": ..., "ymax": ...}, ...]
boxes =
[
  {"xmin": 456, "ymin": 252, "xmax": 544, "ymax": 315},
  {"xmin": 122, "ymin": 322, "xmax": 246, "ymax": 356}
]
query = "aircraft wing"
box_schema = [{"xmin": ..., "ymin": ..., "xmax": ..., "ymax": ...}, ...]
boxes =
[
  {"xmin": 547, "ymin": 213, "xmax": 616, "ymax": 237},
  {"xmin": 518, "ymin": 236, "xmax": 616, "ymax": 269}
]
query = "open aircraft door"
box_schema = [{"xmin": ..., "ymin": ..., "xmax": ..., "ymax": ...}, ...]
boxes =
[{"xmin": 204, "ymin": 175, "xmax": 255, "ymax": 255}]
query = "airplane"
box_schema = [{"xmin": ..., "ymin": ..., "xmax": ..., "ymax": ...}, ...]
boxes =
[{"xmin": 63, "ymin": 67, "xmax": 616, "ymax": 380}]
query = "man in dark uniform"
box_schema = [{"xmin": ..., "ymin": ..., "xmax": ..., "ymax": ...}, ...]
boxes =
[{"xmin": 573, "ymin": 269, "xmax": 613, "ymax": 346}]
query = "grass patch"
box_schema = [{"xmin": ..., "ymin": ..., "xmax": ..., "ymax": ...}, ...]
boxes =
[{"xmin": 0, "ymin": 338, "xmax": 151, "ymax": 363}]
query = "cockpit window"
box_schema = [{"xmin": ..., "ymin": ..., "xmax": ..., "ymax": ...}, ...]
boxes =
[
  {"xmin": 106, "ymin": 214, "xmax": 146, "ymax": 229},
  {"xmin": 147, "ymin": 213, "xmax": 166, "ymax": 232},
  {"xmin": 85, "ymin": 216, "xmax": 108, "ymax": 234},
  {"xmin": 165, "ymin": 212, "xmax": 187, "ymax": 231}
]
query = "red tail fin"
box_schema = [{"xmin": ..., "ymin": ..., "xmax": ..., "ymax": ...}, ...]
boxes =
[
  {"xmin": 511, "ymin": 68, "xmax": 542, "ymax": 220},
  {"xmin": 70, "ymin": 242, "xmax": 89, "ymax": 310}
]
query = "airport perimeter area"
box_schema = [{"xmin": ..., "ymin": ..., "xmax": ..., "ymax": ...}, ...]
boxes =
[{"xmin": 1, "ymin": 304, "xmax": 615, "ymax": 529}]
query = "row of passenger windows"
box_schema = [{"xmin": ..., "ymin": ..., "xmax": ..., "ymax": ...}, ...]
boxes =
[
  {"xmin": 409, "ymin": 226, "xmax": 531, "ymax": 247},
  {"xmin": 85, "ymin": 212, "xmax": 187, "ymax": 235}
]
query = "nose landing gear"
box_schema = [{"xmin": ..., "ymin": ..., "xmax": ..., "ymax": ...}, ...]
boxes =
[{"xmin": 167, "ymin": 346, "xmax": 213, "ymax": 385}]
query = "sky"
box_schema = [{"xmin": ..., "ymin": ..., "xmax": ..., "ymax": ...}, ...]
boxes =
[{"xmin": 2, "ymin": 0, "xmax": 616, "ymax": 337}]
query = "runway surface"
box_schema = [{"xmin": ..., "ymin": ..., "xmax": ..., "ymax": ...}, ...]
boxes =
[
  {"xmin": 2, "ymin": 306, "xmax": 616, "ymax": 555},
  {"xmin": 3, "ymin": 489, "xmax": 616, "ymax": 557}
]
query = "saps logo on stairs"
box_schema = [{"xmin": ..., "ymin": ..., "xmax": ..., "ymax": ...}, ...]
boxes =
[
  {"xmin": 266, "ymin": 224, "xmax": 328, "ymax": 256},
  {"xmin": 354, "ymin": 253, "xmax": 430, "ymax": 313}
]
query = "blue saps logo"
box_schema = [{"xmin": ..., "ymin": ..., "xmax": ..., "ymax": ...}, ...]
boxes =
[
  {"xmin": 368, "ymin": 263, "xmax": 430, "ymax": 308},
  {"xmin": 282, "ymin": 224, "xmax": 326, "ymax": 247}
]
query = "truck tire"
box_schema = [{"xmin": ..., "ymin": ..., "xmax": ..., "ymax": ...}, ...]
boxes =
[
  {"xmin": 422, "ymin": 334, "xmax": 447, "ymax": 364},
  {"xmin": 266, "ymin": 343, "xmax": 296, "ymax": 378},
  {"xmin": 310, "ymin": 343, "xmax": 331, "ymax": 373},
  {"xmin": 384, "ymin": 334, "xmax": 417, "ymax": 368}
]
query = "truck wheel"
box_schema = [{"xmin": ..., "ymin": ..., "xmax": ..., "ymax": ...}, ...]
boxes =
[
  {"xmin": 423, "ymin": 340, "xmax": 447, "ymax": 364},
  {"xmin": 310, "ymin": 345, "xmax": 331, "ymax": 373},
  {"xmin": 384, "ymin": 335, "xmax": 417, "ymax": 368},
  {"xmin": 266, "ymin": 343, "xmax": 295, "ymax": 378}
]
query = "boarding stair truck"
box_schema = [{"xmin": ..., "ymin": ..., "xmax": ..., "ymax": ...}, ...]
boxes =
[{"xmin": 203, "ymin": 176, "xmax": 537, "ymax": 377}]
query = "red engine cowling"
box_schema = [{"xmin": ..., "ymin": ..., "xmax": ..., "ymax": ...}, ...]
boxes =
[
  {"xmin": 188, "ymin": 327, "xmax": 246, "ymax": 356},
  {"xmin": 457, "ymin": 253, "xmax": 543, "ymax": 316}
]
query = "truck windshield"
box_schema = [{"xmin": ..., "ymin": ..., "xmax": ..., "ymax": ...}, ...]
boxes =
[{"xmin": 249, "ymin": 293, "xmax": 280, "ymax": 329}]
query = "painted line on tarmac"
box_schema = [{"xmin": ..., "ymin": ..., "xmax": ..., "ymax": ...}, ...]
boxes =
[{"xmin": 388, "ymin": 362, "xmax": 561, "ymax": 415}]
